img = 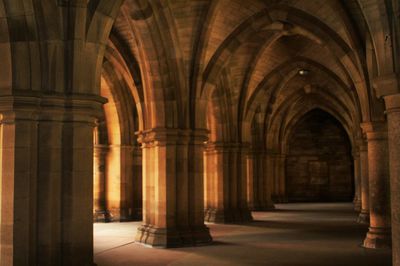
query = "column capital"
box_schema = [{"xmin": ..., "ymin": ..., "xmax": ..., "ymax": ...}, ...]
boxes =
[
  {"xmin": 384, "ymin": 93, "xmax": 400, "ymax": 113},
  {"xmin": 136, "ymin": 128, "xmax": 209, "ymax": 146},
  {"xmin": 0, "ymin": 94, "xmax": 105, "ymax": 124},
  {"xmin": 360, "ymin": 121, "xmax": 387, "ymax": 134},
  {"xmin": 361, "ymin": 122, "xmax": 388, "ymax": 141},
  {"xmin": 204, "ymin": 141, "xmax": 250, "ymax": 153},
  {"xmin": 94, "ymin": 144, "xmax": 109, "ymax": 152},
  {"xmin": 373, "ymin": 73, "xmax": 399, "ymax": 98}
]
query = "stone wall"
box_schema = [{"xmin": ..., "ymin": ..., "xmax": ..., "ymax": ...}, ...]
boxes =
[{"xmin": 286, "ymin": 110, "xmax": 353, "ymax": 202}]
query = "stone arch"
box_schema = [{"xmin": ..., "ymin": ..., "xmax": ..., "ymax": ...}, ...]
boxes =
[
  {"xmin": 117, "ymin": 1, "xmax": 188, "ymax": 128},
  {"xmin": 196, "ymin": 6, "xmax": 372, "ymax": 125}
]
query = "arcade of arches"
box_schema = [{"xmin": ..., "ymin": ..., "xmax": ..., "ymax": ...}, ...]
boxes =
[{"xmin": 0, "ymin": 0, "xmax": 399, "ymax": 265}]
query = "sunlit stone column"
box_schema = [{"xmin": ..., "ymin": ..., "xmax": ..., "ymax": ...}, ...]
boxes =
[
  {"xmin": 93, "ymin": 144, "xmax": 111, "ymax": 222},
  {"xmin": 352, "ymin": 148, "xmax": 362, "ymax": 211},
  {"xmin": 132, "ymin": 145, "xmax": 143, "ymax": 220},
  {"xmin": 361, "ymin": 122, "xmax": 391, "ymax": 249},
  {"xmin": 135, "ymin": 128, "xmax": 212, "ymax": 247},
  {"xmin": 357, "ymin": 139, "xmax": 370, "ymax": 224},
  {"xmin": 247, "ymin": 151, "xmax": 257, "ymax": 210},
  {"xmin": 103, "ymin": 143, "xmax": 142, "ymax": 222},
  {"xmin": 384, "ymin": 94, "xmax": 400, "ymax": 264},
  {"xmin": 204, "ymin": 142, "xmax": 252, "ymax": 223},
  {"xmin": 247, "ymin": 150, "xmax": 275, "ymax": 211}
]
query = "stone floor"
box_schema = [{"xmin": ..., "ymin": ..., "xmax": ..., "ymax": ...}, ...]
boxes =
[{"xmin": 94, "ymin": 203, "xmax": 392, "ymax": 266}]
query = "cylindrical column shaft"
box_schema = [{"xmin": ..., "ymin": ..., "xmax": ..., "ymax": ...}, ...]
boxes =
[
  {"xmin": 357, "ymin": 140, "xmax": 370, "ymax": 224},
  {"xmin": 362, "ymin": 122, "xmax": 391, "ymax": 249},
  {"xmin": 353, "ymin": 149, "xmax": 362, "ymax": 211},
  {"xmin": 384, "ymin": 94, "xmax": 400, "ymax": 264}
]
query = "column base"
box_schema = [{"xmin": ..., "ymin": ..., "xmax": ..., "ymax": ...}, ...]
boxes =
[
  {"xmin": 363, "ymin": 227, "xmax": 391, "ymax": 249},
  {"xmin": 135, "ymin": 224, "xmax": 212, "ymax": 248},
  {"xmin": 357, "ymin": 211, "xmax": 370, "ymax": 224},
  {"xmin": 204, "ymin": 208, "xmax": 253, "ymax": 223},
  {"xmin": 93, "ymin": 210, "xmax": 112, "ymax": 223}
]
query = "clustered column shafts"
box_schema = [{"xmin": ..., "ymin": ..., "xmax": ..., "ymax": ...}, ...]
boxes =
[
  {"xmin": 246, "ymin": 150, "xmax": 275, "ymax": 211},
  {"xmin": 0, "ymin": 95, "xmax": 105, "ymax": 266},
  {"xmin": 204, "ymin": 142, "xmax": 253, "ymax": 223},
  {"xmin": 361, "ymin": 122, "xmax": 391, "ymax": 249},
  {"xmin": 135, "ymin": 128, "xmax": 212, "ymax": 247}
]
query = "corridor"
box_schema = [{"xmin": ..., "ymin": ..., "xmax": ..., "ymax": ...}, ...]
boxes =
[{"xmin": 94, "ymin": 203, "xmax": 391, "ymax": 266}]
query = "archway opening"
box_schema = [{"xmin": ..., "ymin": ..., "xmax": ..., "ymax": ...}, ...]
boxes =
[
  {"xmin": 93, "ymin": 74, "xmax": 143, "ymax": 223},
  {"xmin": 285, "ymin": 109, "xmax": 354, "ymax": 202}
]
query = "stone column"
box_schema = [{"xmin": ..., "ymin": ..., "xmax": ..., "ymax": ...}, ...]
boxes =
[
  {"xmin": 135, "ymin": 128, "xmax": 212, "ymax": 247},
  {"xmin": 247, "ymin": 151, "xmax": 257, "ymax": 210},
  {"xmin": 266, "ymin": 153, "xmax": 278, "ymax": 203},
  {"xmin": 352, "ymin": 148, "xmax": 362, "ymax": 212},
  {"xmin": 132, "ymin": 145, "xmax": 143, "ymax": 221},
  {"xmin": 204, "ymin": 142, "xmax": 252, "ymax": 223},
  {"xmin": 357, "ymin": 139, "xmax": 370, "ymax": 224},
  {"xmin": 93, "ymin": 144, "xmax": 111, "ymax": 222},
  {"xmin": 384, "ymin": 94, "xmax": 400, "ymax": 264},
  {"xmin": 262, "ymin": 152, "xmax": 275, "ymax": 210},
  {"xmin": 273, "ymin": 154, "xmax": 287, "ymax": 203},
  {"xmin": 104, "ymin": 144, "xmax": 142, "ymax": 222},
  {"xmin": 119, "ymin": 144, "xmax": 141, "ymax": 221},
  {"xmin": 0, "ymin": 95, "xmax": 103, "ymax": 266},
  {"xmin": 247, "ymin": 150, "xmax": 275, "ymax": 211},
  {"xmin": 361, "ymin": 122, "xmax": 391, "ymax": 249}
]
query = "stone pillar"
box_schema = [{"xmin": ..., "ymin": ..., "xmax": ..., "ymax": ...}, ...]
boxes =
[
  {"xmin": 247, "ymin": 151, "xmax": 257, "ymax": 210},
  {"xmin": 119, "ymin": 144, "xmax": 141, "ymax": 221},
  {"xmin": 352, "ymin": 148, "xmax": 362, "ymax": 212},
  {"xmin": 361, "ymin": 122, "xmax": 391, "ymax": 249},
  {"xmin": 273, "ymin": 154, "xmax": 287, "ymax": 203},
  {"xmin": 204, "ymin": 142, "xmax": 253, "ymax": 223},
  {"xmin": 105, "ymin": 144, "xmax": 142, "ymax": 222},
  {"xmin": 135, "ymin": 128, "xmax": 212, "ymax": 247},
  {"xmin": 265, "ymin": 153, "xmax": 276, "ymax": 206},
  {"xmin": 384, "ymin": 94, "xmax": 400, "ymax": 264},
  {"xmin": 132, "ymin": 145, "xmax": 143, "ymax": 221},
  {"xmin": 0, "ymin": 95, "xmax": 102, "ymax": 266},
  {"xmin": 357, "ymin": 140, "xmax": 370, "ymax": 224},
  {"xmin": 267, "ymin": 153, "xmax": 278, "ymax": 202},
  {"xmin": 262, "ymin": 152, "xmax": 275, "ymax": 210},
  {"xmin": 247, "ymin": 150, "xmax": 275, "ymax": 211},
  {"xmin": 93, "ymin": 144, "xmax": 111, "ymax": 222}
]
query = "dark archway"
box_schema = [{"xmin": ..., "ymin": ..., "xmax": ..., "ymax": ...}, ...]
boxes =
[{"xmin": 285, "ymin": 109, "xmax": 354, "ymax": 202}]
